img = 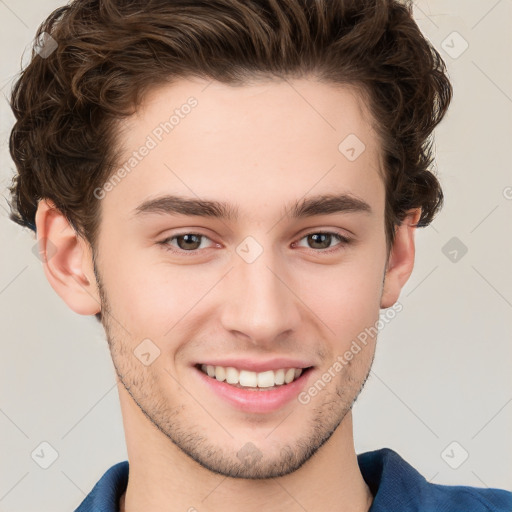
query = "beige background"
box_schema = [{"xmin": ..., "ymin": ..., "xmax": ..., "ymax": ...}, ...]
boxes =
[{"xmin": 0, "ymin": 1, "xmax": 511, "ymax": 510}]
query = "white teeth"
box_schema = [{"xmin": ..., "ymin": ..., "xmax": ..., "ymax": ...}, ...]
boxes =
[
  {"xmin": 257, "ymin": 370, "xmax": 275, "ymax": 388},
  {"xmin": 274, "ymin": 369, "xmax": 285, "ymax": 385},
  {"xmin": 199, "ymin": 364, "xmax": 306, "ymax": 388},
  {"xmin": 284, "ymin": 368, "xmax": 295, "ymax": 384},
  {"xmin": 214, "ymin": 366, "xmax": 226, "ymax": 382},
  {"xmin": 225, "ymin": 366, "xmax": 238, "ymax": 384},
  {"xmin": 239, "ymin": 370, "xmax": 257, "ymax": 387}
]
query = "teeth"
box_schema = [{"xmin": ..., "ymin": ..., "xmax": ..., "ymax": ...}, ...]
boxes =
[
  {"xmin": 214, "ymin": 366, "xmax": 226, "ymax": 382},
  {"xmin": 199, "ymin": 364, "xmax": 305, "ymax": 388},
  {"xmin": 284, "ymin": 368, "xmax": 295, "ymax": 384},
  {"xmin": 257, "ymin": 370, "xmax": 275, "ymax": 388},
  {"xmin": 225, "ymin": 366, "xmax": 238, "ymax": 384},
  {"xmin": 239, "ymin": 370, "xmax": 257, "ymax": 387},
  {"xmin": 274, "ymin": 369, "xmax": 285, "ymax": 385}
]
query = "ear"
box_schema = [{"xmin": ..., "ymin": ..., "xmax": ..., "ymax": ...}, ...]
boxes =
[
  {"xmin": 380, "ymin": 208, "xmax": 422, "ymax": 309},
  {"xmin": 34, "ymin": 198, "xmax": 101, "ymax": 315}
]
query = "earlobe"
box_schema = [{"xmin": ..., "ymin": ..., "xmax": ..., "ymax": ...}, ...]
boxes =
[
  {"xmin": 34, "ymin": 199, "xmax": 101, "ymax": 315},
  {"xmin": 380, "ymin": 208, "xmax": 422, "ymax": 309}
]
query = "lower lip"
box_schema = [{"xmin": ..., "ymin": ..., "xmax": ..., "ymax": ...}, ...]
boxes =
[{"xmin": 194, "ymin": 366, "xmax": 314, "ymax": 414}]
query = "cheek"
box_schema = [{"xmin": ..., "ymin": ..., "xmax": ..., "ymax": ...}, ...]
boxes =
[
  {"xmin": 97, "ymin": 248, "xmax": 162, "ymax": 332},
  {"xmin": 101, "ymin": 251, "xmax": 217, "ymax": 337},
  {"xmin": 296, "ymin": 252, "xmax": 384, "ymax": 344}
]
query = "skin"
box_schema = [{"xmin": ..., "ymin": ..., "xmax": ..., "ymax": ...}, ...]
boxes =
[{"xmin": 35, "ymin": 77, "xmax": 420, "ymax": 512}]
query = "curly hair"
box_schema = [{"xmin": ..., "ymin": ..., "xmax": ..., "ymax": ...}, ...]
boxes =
[{"xmin": 8, "ymin": 0, "xmax": 452, "ymax": 252}]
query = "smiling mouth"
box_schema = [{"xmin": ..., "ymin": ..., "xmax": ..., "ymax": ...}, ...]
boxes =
[{"xmin": 194, "ymin": 363, "xmax": 314, "ymax": 390}]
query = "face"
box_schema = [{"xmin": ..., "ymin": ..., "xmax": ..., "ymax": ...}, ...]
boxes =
[{"xmin": 84, "ymin": 77, "xmax": 400, "ymax": 478}]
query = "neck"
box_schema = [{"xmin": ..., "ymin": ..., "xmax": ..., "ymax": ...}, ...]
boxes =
[{"xmin": 118, "ymin": 386, "xmax": 373, "ymax": 512}]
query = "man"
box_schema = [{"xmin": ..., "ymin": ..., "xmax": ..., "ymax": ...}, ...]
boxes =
[{"xmin": 7, "ymin": 0, "xmax": 511, "ymax": 511}]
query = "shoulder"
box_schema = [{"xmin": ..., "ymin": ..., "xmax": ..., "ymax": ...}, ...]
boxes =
[
  {"xmin": 358, "ymin": 448, "xmax": 512, "ymax": 512},
  {"xmin": 423, "ymin": 483, "xmax": 512, "ymax": 511}
]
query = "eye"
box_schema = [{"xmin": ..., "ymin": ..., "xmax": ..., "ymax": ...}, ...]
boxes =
[
  {"xmin": 158, "ymin": 233, "xmax": 215, "ymax": 254},
  {"xmin": 294, "ymin": 231, "xmax": 351, "ymax": 253},
  {"xmin": 158, "ymin": 230, "xmax": 352, "ymax": 256}
]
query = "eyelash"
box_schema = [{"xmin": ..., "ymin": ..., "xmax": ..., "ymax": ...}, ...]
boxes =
[{"xmin": 158, "ymin": 231, "xmax": 352, "ymax": 256}]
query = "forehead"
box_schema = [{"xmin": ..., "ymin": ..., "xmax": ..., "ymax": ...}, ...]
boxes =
[{"xmin": 103, "ymin": 76, "xmax": 385, "ymax": 223}]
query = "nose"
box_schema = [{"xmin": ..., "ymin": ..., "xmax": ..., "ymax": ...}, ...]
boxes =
[{"xmin": 219, "ymin": 247, "xmax": 302, "ymax": 346}]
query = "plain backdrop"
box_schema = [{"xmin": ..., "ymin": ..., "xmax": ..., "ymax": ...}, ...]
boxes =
[{"xmin": 0, "ymin": 1, "xmax": 511, "ymax": 510}]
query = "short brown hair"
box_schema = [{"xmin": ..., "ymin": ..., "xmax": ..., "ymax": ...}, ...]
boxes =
[{"xmin": 8, "ymin": 0, "xmax": 452, "ymax": 251}]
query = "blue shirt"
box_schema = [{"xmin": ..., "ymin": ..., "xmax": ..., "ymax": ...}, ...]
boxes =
[{"xmin": 74, "ymin": 448, "xmax": 512, "ymax": 511}]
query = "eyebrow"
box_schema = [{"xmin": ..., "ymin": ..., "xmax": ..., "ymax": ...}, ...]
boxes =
[{"xmin": 132, "ymin": 193, "xmax": 372, "ymax": 221}]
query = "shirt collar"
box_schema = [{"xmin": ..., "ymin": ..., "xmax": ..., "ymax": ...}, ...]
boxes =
[{"xmin": 74, "ymin": 448, "xmax": 425, "ymax": 512}]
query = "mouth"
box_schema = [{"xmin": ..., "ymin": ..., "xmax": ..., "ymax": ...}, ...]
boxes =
[
  {"xmin": 194, "ymin": 363, "xmax": 314, "ymax": 391},
  {"xmin": 193, "ymin": 362, "xmax": 315, "ymax": 413}
]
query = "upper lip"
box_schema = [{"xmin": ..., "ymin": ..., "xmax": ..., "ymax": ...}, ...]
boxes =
[{"xmin": 196, "ymin": 358, "xmax": 314, "ymax": 373}]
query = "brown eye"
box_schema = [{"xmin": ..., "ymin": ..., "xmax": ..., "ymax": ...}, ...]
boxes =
[
  {"xmin": 159, "ymin": 233, "xmax": 213, "ymax": 254},
  {"xmin": 307, "ymin": 233, "xmax": 334, "ymax": 249},
  {"xmin": 295, "ymin": 231, "xmax": 351, "ymax": 253},
  {"xmin": 175, "ymin": 234, "xmax": 203, "ymax": 251}
]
